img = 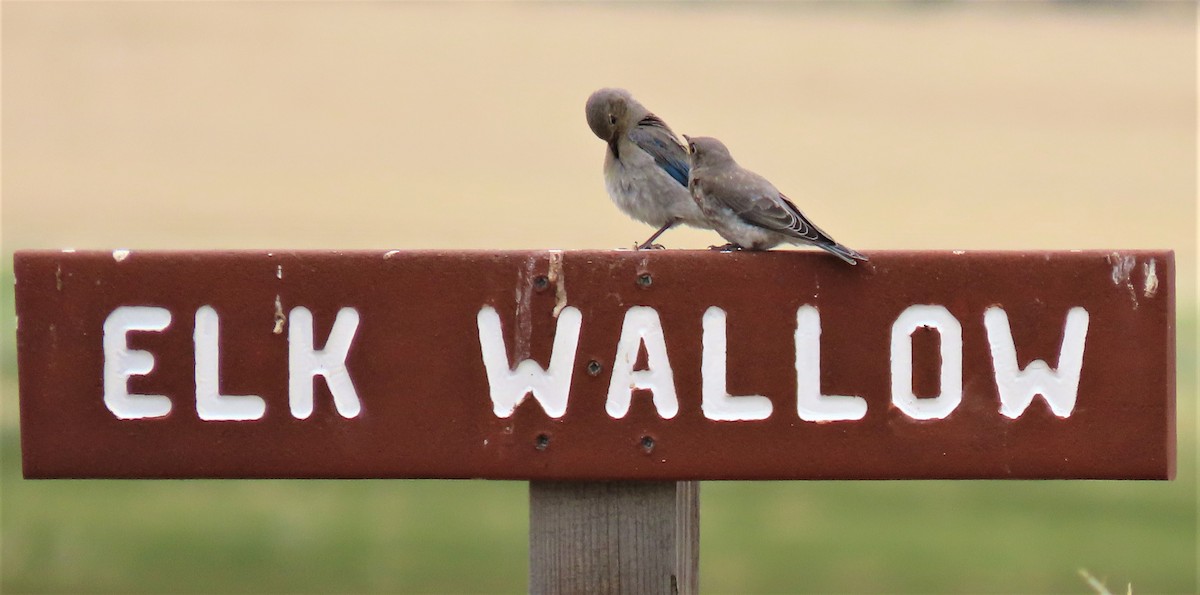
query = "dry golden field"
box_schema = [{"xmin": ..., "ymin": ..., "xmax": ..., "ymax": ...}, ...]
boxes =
[{"xmin": 4, "ymin": 3, "xmax": 1195, "ymax": 265}]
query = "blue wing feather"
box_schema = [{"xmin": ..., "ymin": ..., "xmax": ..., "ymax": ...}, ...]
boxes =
[{"xmin": 627, "ymin": 115, "xmax": 690, "ymax": 188}]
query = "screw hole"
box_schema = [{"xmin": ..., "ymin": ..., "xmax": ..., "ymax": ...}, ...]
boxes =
[
  {"xmin": 636, "ymin": 273, "xmax": 653, "ymax": 288},
  {"xmin": 535, "ymin": 434, "xmax": 550, "ymax": 451},
  {"xmin": 586, "ymin": 360, "xmax": 603, "ymax": 376},
  {"xmin": 533, "ymin": 275, "xmax": 549, "ymax": 291},
  {"xmin": 640, "ymin": 435, "xmax": 655, "ymax": 452}
]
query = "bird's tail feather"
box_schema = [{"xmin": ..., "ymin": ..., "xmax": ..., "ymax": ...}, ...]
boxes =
[{"xmin": 818, "ymin": 242, "xmax": 868, "ymax": 265}]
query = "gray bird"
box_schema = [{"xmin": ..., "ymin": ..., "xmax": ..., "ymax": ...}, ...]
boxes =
[
  {"xmin": 585, "ymin": 88, "xmax": 710, "ymax": 249},
  {"xmin": 684, "ymin": 135, "xmax": 867, "ymax": 265}
]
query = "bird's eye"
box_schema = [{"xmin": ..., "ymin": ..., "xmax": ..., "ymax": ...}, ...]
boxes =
[
  {"xmin": 609, "ymin": 115, "xmax": 617, "ymax": 125},
  {"xmin": 689, "ymin": 143, "xmax": 696, "ymax": 154}
]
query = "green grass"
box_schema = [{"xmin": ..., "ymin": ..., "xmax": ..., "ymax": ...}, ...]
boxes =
[
  {"xmin": 2, "ymin": 287, "xmax": 1194, "ymax": 593},
  {"xmin": 3, "ymin": 440, "xmax": 1193, "ymax": 593},
  {"xmin": 702, "ymin": 479, "xmax": 1194, "ymax": 592},
  {"xmin": 1, "ymin": 458, "xmax": 530, "ymax": 593}
]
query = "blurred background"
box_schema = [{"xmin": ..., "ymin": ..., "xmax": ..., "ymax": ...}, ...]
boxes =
[{"xmin": 2, "ymin": 2, "xmax": 1195, "ymax": 593}]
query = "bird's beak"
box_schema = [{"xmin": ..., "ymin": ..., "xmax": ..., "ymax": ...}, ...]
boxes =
[{"xmin": 607, "ymin": 136, "xmax": 620, "ymax": 160}]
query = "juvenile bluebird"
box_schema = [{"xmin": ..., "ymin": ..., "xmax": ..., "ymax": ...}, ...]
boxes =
[
  {"xmin": 684, "ymin": 135, "xmax": 867, "ymax": 265},
  {"xmin": 585, "ymin": 88, "xmax": 710, "ymax": 249}
]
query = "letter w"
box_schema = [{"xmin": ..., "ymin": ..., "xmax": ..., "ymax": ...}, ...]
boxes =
[
  {"xmin": 477, "ymin": 305, "xmax": 582, "ymax": 418},
  {"xmin": 985, "ymin": 306, "xmax": 1089, "ymax": 419}
]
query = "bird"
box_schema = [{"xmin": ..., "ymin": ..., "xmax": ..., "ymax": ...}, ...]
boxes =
[
  {"xmin": 585, "ymin": 88, "xmax": 711, "ymax": 249},
  {"xmin": 684, "ymin": 135, "xmax": 867, "ymax": 265}
]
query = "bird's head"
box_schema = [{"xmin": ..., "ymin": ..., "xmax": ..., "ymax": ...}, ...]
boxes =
[
  {"xmin": 585, "ymin": 88, "xmax": 647, "ymax": 157},
  {"xmin": 683, "ymin": 135, "xmax": 735, "ymax": 169}
]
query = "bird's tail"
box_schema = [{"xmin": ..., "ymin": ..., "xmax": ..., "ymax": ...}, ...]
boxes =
[{"xmin": 817, "ymin": 241, "xmax": 869, "ymax": 265}]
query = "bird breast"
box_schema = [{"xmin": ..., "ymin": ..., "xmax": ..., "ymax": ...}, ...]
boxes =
[{"xmin": 603, "ymin": 142, "xmax": 703, "ymax": 227}]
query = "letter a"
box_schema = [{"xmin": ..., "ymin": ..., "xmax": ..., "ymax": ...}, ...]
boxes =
[{"xmin": 607, "ymin": 307, "xmax": 678, "ymax": 419}]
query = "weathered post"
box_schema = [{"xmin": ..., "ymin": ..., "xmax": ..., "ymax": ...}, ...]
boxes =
[
  {"xmin": 13, "ymin": 249, "xmax": 1176, "ymax": 591},
  {"xmin": 529, "ymin": 481, "xmax": 698, "ymax": 594}
]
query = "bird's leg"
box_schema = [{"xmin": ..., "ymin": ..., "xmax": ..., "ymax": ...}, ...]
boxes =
[
  {"xmin": 707, "ymin": 243, "xmax": 743, "ymax": 252},
  {"xmin": 636, "ymin": 219, "xmax": 678, "ymax": 250}
]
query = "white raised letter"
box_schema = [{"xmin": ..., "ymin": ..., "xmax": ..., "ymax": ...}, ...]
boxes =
[
  {"xmin": 607, "ymin": 307, "xmax": 678, "ymax": 419},
  {"xmin": 103, "ymin": 306, "xmax": 172, "ymax": 419},
  {"xmin": 702, "ymin": 307, "xmax": 772, "ymax": 421},
  {"xmin": 288, "ymin": 307, "xmax": 362, "ymax": 419},
  {"xmin": 985, "ymin": 307, "xmax": 1089, "ymax": 418},
  {"xmin": 477, "ymin": 305, "xmax": 583, "ymax": 418},
  {"xmin": 194, "ymin": 306, "xmax": 266, "ymax": 421},
  {"xmin": 795, "ymin": 306, "xmax": 866, "ymax": 421},
  {"xmin": 890, "ymin": 305, "xmax": 963, "ymax": 420}
]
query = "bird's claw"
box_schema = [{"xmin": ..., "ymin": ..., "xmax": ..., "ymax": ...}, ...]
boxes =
[
  {"xmin": 708, "ymin": 243, "xmax": 742, "ymax": 252},
  {"xmin": 635, "ymin": 242, "xmax": 667, "ymax": 250}
]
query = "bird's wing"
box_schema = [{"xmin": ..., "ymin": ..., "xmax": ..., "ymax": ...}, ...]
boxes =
[
  {"xmin": 698, "ymin": 168, "xmax": 866, "ymax": 263},
  {"xmin": 703, "ymin": 170, "xmax": 834, "ymax": 243},
  {"xmin": 627, "ymin": 114, "xmax": 690, "ymax": 188}
]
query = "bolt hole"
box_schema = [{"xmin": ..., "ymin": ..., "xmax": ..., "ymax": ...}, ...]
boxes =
[
  {"xmin": 636, "ymin": 273, "xmax": 653, "ymax": 288},
  {"xmin": 640, "ymin": 435, "xmax": 655, "ymax": 452},
  {"xmin": 586, "ymin": 360, "xmax": 603, "ymax": 376},
  {"xmin": 535, "ymin": 434, "xmax": 550, "ymax": 451},
  {"xmin": 533, "ymin": 275, "xmax": 549, "ymax": 291}
]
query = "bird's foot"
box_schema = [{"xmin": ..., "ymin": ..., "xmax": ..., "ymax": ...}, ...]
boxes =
[
  {"xmin": 708, "ymin": 243, "xmax": 743, "ymax": 253},
  {"xmin": 635, "ymin": 242, "xmax": 667, "ymax": 250}
]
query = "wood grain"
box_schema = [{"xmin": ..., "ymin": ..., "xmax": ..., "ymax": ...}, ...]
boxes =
[{"xmin": 529, "ymin": 481, "xmax": 699, "ymax": 594}]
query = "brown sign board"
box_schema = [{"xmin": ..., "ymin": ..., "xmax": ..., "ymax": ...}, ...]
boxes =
[{"xmin": 14, "ymin": 249, "xmax": 1175, "ymax": 480}]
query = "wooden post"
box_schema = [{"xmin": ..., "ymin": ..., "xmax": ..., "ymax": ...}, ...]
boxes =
[{"xmin": 529, "ymin": 481, "xmax": 699, "ymax": 594}]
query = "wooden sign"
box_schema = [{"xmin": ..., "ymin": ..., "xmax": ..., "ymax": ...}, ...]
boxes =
[{"xmin": 14, "ymin": 249, "xmax": 1175, "ymax": 479}]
